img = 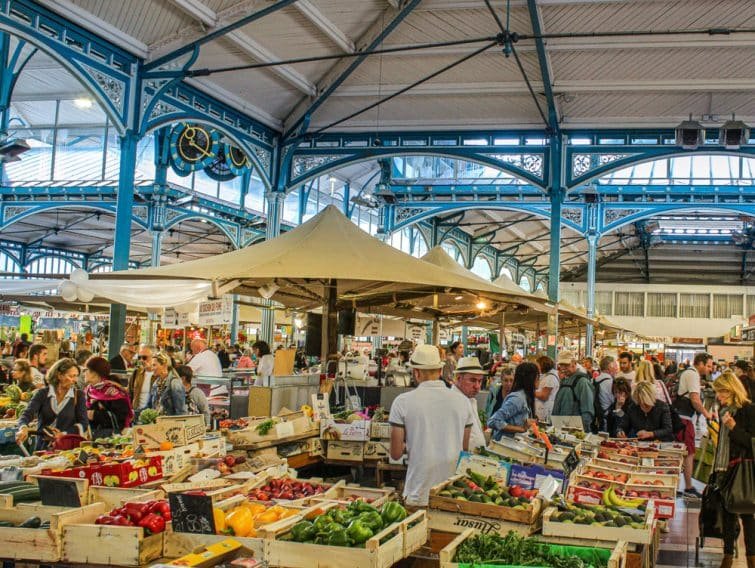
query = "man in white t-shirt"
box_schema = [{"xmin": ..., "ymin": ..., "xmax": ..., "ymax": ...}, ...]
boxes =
[
  {"xmin": 534, "ymin": 355, "xmax": 559, "ymax": 422},
  {"xmin": 615, "ymin": 352, "xmax": 636, "ymax": 387},
  {"xmin": 452, "ymin": 356, "xmax": 487, "ymax": 451},
  {"xmin": 135, "ymin": 345, "xmax": 154, "ymax": 410},
  {"xmin": 675, "ymin": 352, "xmax": 714, "ymax": 498},
  {"xmin": 187, "ymin": 339, "xmax": 223, "ymax": 378},
  {"xmin": 390, "ymin": 344, "xmax": 474, "ymax": 506}
]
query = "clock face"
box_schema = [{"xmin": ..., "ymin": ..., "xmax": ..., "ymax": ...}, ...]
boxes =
[
  {"xmin": 204, "ymin": 147, "xmax": 236, "ymax": 182},
  {"xmin": 225, "ymin": 143, "xmax": 250, "ymax": 176},
  {"xmin": 169, "ymin": 123, "xmax": 220, "ymax": 173}
]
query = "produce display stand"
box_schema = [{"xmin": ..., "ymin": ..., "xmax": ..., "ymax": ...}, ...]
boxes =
[
  {"xmin": 438, "ymin": 528, "xmax": 627, "ymax": 568},
  {"xmin": 542, "ymin": 506, "xmax": 656, "ymax": 545},
  {"xmin": 260, "ymin": 509, "xmax": 427, "ymax": 568},
  {"xmin": 86, "ymin": 485, "xmax": 165, "ymax": 509},
  {"xmin": 305, "ymin": 483, "xmax": 396, "ymax": 508},
  {"xmin": 0, "ymin": 502, "xmax": 104, "ymax": 563},
  {"xmin": 62, "ymin": 517, "xmax": 165, "ymax": 566}
]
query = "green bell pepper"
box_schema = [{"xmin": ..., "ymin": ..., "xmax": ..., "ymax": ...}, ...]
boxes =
[
  {"xmin": 290, "ymin": 521, "xmax": 317, "ymax": 543},
  {"xmin": 380, "ymin": 501, "xmax": 407, "ymax": 524},
  {"xmin": 326, "ymin": 529, "xmax": 351, "ymax": 547},
  {"xmin": 346, "ymin": 519, "xmax": 374, "ymax": 544},
  {"xmin": 357, "ymin": 511, "xmax": 384, "ymax": 533},
  {"xmin": 329, "ymin": 508, "xmax": 355, "ymax": 526},
  {"xmin": 348, "ymin": 500, "xmax": 379, "ymax": 515}
]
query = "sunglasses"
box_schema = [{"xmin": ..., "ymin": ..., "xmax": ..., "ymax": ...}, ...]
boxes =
[{"xmin": 139, "ymin": 355, "xmax": 150, "ymax": 361}]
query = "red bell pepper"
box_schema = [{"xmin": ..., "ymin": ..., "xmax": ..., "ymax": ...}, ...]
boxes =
[{"xmin": 138, "ymin": 513, "xmax": 166, "ymax": 535}]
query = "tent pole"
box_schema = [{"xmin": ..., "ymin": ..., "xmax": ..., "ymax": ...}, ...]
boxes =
[
  {"xmin": 499, "ymin": 311, "xmax": 506, "ymax": 357},
  {"xmin": 431, "ymin": 319, "xmax": 439, "ymax": 345},
  {"xmin": 321, "ymin": 279, "xmax": 338, "ymax": 364}
]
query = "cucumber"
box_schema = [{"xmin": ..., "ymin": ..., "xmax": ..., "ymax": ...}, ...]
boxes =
[
  {"xmin": 19, "ymin": 516, "xmax": 41, "ymax": 528},
  {"xmin": 9, "ymin": 487, "xmax": 40, "ymax": 504},
  {"xmin": 0, "ymin": 521, "xmax": 14, "ymax": 527}
]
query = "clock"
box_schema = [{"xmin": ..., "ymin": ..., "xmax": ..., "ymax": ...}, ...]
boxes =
[
  {"xmin": 225, "ymin": 143, "xmax": 250, "ymax": 176},
  {"xmin": 204, "ymin": 147, "xmax": 236, "ymax": 182},
  {"xmin": 169, "ymin": 123, "xmax": 220, "ymax": 174}
]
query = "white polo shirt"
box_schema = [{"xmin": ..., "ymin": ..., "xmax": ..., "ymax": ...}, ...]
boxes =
[
  {"xmin": 389, "ymin": 380, "xmax": 475, "ymax": 506},
  {"xmin": 187, "ymin": 349, "xmax": 223, "ymax": 378},
  {"xmin": 452, "ymin": 384, "xmax": 486, "ymax": 451}
]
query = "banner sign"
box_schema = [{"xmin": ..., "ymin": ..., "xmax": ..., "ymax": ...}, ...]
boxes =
[{"xmin": 197, "ymin": 297, "xmax": 234, "ymax": 326}]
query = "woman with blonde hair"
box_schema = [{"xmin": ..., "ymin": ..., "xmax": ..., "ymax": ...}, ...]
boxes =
[
  {"xmin": 11, "ymin": 358, "xmax": 35, "ymax": 392},
  {"xmin": 634, "ymin": 359, "xmax": 672, "ymax": 404},
  {"xmin": 617, "ymin": 380, "xmax": 673, "ymax": 441},
  {"xmin": 711, "ymin": 371, "xmax": 754, "ymax": 568},
  {"xmin": 147, "ymin": 352, "xmax": 185, "ymax": 416}
]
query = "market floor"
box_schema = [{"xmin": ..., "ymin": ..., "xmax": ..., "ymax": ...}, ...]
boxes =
[{"xmin": 659, "ymin": 498, "xmax": 748, "ymax": 568}]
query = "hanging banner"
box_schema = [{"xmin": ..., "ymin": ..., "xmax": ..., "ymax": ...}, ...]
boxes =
[
  {"xmin": 197, "ymin": 297, "xmax": 234, "ymax": 326},
  {"xmin": 164, "ymin": 308, "xmax": 198, "ymax": 328}
]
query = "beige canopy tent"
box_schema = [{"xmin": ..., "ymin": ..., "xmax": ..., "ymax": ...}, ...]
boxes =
[{"xmin": 92, "ymin": 205, "xmax": 554, "ymax": 358}]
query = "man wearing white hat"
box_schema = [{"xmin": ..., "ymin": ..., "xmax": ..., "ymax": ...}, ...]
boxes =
[
  {"xmin": 389, "ymin": 344, "xmax": 475, "ymax": 506},
  {"xmin": 453, "ymin": 356, "xmax": 488, "ymax": 451}
]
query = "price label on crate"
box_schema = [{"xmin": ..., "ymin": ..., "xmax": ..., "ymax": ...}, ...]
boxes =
[{"xmin": 37, "ymin": 477, "xmax": 81, "ymax": 507}]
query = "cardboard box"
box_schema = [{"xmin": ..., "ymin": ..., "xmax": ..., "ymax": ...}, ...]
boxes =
[
  {"xmin": 326, "ymin": 441, "xmax": 364, "ymax": 462},
  {"xmin": 364, "ymin": 440, "xmax": 390, "ymax": 460},
  {"xmin": 370, "ymin": 421, "xmax": 391, "ymax": 439},
  {"xmin": 149, "ymin": 443, "xmax": 200, "ymax": 475},
  {"xmin": 43, "ymin": 456, "xmax": 163, "ymax": 488},
  {"xmin": 134, "ymin": 415, "xmax": 206, "ymax": 450},
  {"xmin": 509, "ymin": 464, "xmax": 565, "ymax": 493},
  {"xmin": 320, "ymin": 419, "xmax": 370, "ymax": 441},
  {"xmin": 307, "ymin": 438, "xmax": 324, "ymax": 457}
]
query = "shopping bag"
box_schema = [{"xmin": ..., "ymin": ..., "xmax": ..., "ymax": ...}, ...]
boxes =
[
  {"xmin": 699, "ymin": 473, "xmax": 727, "ymax": 540},
  {"xmin": 722, "ymin": 459, "xmax": 755, "ymax": 515}
]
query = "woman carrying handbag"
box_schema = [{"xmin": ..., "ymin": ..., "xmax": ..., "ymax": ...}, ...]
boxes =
[{"xmin": 711, "ymin": 371, "xmax": 755, "ymax": 568}]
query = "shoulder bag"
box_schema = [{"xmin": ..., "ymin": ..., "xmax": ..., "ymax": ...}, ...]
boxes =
[{"xmin": 722, "ymin": 457, "xmax": 755, "ymax": 515}]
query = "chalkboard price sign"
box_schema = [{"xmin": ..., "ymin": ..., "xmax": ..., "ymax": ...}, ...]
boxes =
[
  {"xmin": 168, "ymin": 492, "xmax": 216, "ymax": 535},
  {"xmin": 37, "ymin": 477, "xmax": 81, "ymax": 508}
]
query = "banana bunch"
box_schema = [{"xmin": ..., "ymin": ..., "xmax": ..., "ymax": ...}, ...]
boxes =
[{"xmin": 602, "ymin": 486, "xmax": 644, "ymax": 509}]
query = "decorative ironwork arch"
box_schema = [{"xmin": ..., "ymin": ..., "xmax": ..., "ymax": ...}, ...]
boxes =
[
  {"xmin": 163, "ymin": 213, "xmax": 240, "ymax": 249},
  {"xmin": 0, "ymin": 203, "xmax": 148, "ymax": 231},
  {"xmin": 286, "ymin": 151, "xmax": 548, "ymax": 193},
  {"xmin": 0, "ymin": 0, "xmax": 138, "ymax": 134},
  {"xmin": 567, "ymin": 148, "xmax": 755, "ymax": 190},
  {"xmin": 601, "ymin": 203, "xmax": 755, "ymax": 235}
]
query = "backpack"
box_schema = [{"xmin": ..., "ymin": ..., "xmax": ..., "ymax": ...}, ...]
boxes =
[
  {"xmin": 185, "ymin": 387, "xmax": 200, "ymax": 416},
  {"xmin": 557, "ymin": 374, "xmax": 594, "ymax": 429},
  {"xmin": 672, "ymin": 369, "xmax": 697, "ymax": 417}
]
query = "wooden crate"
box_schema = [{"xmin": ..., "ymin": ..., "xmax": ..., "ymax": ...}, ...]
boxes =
[
  {"xmin": 402, "ymin": 510, "xmax": 429, "ymax": 557},
  {"xmin": 62, "ymin": 523, "xmax": 164, "ymax": 566},
  {"xmin": 163, "ymin": 530, "xmax": 264, "ymax": 560},
  {"xmin": 428, "ymin": 475, "xmax": 542, "ymax": 525},
  {"xmin": 439, "ymin": 528, "xmax": 627, "ymax": 568},
  {"xmin": 87, "ymin": 486, "xmax": 164, "ymax": 509},
  {"xmin": 542, "ymin": 506, "xmax": 655, "ymax": 545},
  {"xmin": 0, "ymin": 502, "xmax": 105, "ymax": 563},
  {"xmin": 305, "ymin": 483, "xmax": 395, "ymax": 507},
  {"xmin": 427, "ymin": 508, "xmax": 540, "ymax": 537},
  {"xmin": 262, "ymin": 509, "xmax": 422, "ymax": 568}
]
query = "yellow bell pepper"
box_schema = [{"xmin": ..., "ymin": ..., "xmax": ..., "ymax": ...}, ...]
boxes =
[
  {"xmin": 213, "ymin": 508, "xmax": 226, "ymax": 533},
  {"xmin": 225, "ymin": 506, "xmax": 254, "ymax": 537}
]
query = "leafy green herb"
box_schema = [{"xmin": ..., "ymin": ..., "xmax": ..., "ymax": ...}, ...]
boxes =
[
  {"xmin": 255, "ymin": 419, "xmax": 276, "ymax": 435},
  {"xmin": 453, "ymin": 531, "xmax": 607, "ymax": 568}
]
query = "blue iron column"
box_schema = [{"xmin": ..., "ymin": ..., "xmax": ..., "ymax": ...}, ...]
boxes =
[
  {"xmin": 546, "ymin": 135, "xmax": 564, "ymax": 360},
  {"xmin": 108, "ymin": 131, "xmax": 138, "ymax": 356},
  {"xmin": 230, "ymin": 295, "xmax": 240, "ymax": 344},
  {"xmin": 150, "ymin": 129, "xmax": 170, "ymax": 267},
  {"xmin": 584, "ymin": 233, "xmax": 598, "ymax": 357},
  {"xmin": 260, "ymin": 192, "xmax": 283, "ymax": 345}
]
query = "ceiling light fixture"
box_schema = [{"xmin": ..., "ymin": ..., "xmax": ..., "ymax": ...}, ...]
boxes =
[
  {"xmin": 719, "ymin": 116, "xmax": 750, "ymax": 150},
  {"xmin": 476, "ymin": 300, "xmax": 486, "ymax": 310},
  {"xmin": 73, "ymin": 98, "xmax": 93, "ymax": 109},
  {"xmin": 675, "ymin": 115, "xmax": 705, "ymax": 150},
  {"xmin": 454, "ymin": 295, "xmax": 463, "ymax": 300}
]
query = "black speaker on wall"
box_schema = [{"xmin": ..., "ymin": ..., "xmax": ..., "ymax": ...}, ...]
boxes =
[
  {"xmin": 337, "ymin": 308, "xmax": 356, "ymax": 337},
  {"xmin": 304, "ymin": 313, "xmax": 322, "ymax": 356}
]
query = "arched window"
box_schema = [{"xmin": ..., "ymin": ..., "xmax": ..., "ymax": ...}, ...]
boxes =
[
  {"xmin": 498, "ymin": 266, "xmax": 514, "ymax": 281},
  {"xmin": 0, "ymin": 250, "xmax": 21, "ymax": 278},
  {"xmin": 441, "ymin": 242, "xmax": 464, "ymax": 265},
  {"xmin": 27, "ymin": 255, "xmax": 77, "ymax": 276},
  {"xmin": 471, "ymin": 256, "xmax": 492, "ymax": 280},
  {"xmin": 519, "ymin": 275, "xmax": 532, "ymax": 292},
  {"xmin": 412, "ymin": 232, "xmax": 428, "ymax": 258}
]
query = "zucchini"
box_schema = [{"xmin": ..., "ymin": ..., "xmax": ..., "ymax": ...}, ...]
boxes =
[
  {"xmin": 19, "ymin": 516, "xmax": 41, "ymax": 528},
  {"xmin": 0, "ymin": 481, "xmax": 32, "ymax": 492},
  {"xmin": 0, "ymin": 521, "xmax": 14, "ymax": 527},
  {"xmin": 10, "ymin": 487, "xmax": 40, "ymax": 504}
]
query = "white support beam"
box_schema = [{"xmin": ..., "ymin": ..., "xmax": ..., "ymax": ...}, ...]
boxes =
[
  {"xmin": 167, "ymin": 0, "xmax": 316, "ymax": 96},
  {"xmin": 331, "ymin": 78, "xmax": 755, "ymax": 97},
  {"xmin": 37, "ymin": 0, "xmax": 149, "ymax": 58},
  {"xmin": 294, "ymin": 0, "xmax": 354, "ymax": 53}
]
